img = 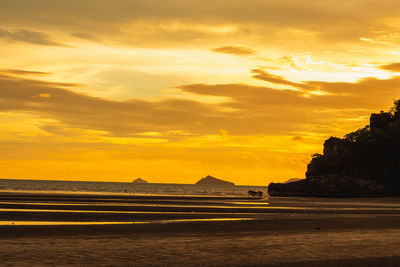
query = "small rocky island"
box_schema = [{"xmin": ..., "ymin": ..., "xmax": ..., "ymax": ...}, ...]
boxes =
[
  {"xmin": 195, "ymin": 175, "xmax": 235, "ymax": 186},
  {"xmin": 132, "ymin": 178, "xmax": 148, "ymax": 184},
  {"xmin": 269, "ymin": 99, "xmax": 400, "ymax": 197}
]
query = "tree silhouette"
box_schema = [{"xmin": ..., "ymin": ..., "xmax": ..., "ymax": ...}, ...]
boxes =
[{"xmin": 306, "ymin": 99, "xmax": 400, "ymax": 195}]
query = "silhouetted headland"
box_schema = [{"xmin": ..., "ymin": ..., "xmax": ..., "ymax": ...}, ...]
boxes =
[
  {"xmin": 283, "ymin": 178, "xmax": 302, "ymax": 184},
  {"xmin": 132, "ymin": 178, "xmax": 148, "ymax": 184},
  {"xmin": 195, "ymin": 175, "xmax": 235, "ymax": 186},
  {"xmin": 269, "ymin": 99, "xmax": 400, "ymax": 197}
]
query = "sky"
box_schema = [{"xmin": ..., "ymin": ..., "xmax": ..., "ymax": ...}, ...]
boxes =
[{"xmin": 1, "ymin": 0, "xmax": 400, "ymax": 185}]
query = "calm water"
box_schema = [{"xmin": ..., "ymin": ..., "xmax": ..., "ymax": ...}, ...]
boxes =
[{"xmin": 0, "ymin": 179, "xmax": 267, "ymax": 196}]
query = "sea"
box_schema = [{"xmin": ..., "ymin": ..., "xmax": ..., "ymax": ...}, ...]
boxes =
[{"xmin": 0, "ymin": 178, "xmax": 267, "ymax": 196}]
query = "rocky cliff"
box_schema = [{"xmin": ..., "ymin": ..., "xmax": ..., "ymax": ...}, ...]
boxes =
[
  {"xmin": 268, "ymin": 99, "xmax": 400, "ymax": 197},
  {"xmin": 269, "ymin": 175, "xmax": 385, "ymax": 197}
]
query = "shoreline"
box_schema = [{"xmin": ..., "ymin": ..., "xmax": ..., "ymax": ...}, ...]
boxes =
[
  {"xmin": 2, "ymin": 214, "xmax": 400, "ymax": 238},
  {"xmin": 2, "ymin": 191, "xmax": 400, "ymax": 266}
]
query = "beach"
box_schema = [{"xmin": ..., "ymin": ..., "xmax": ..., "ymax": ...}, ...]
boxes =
[
  {"xmin": 1, "ymin": 191, "xmax": 400, "ymax": 266},
  {"xmin": 3, "ymin": 0, "xmax": 400, "ymax": 265}
]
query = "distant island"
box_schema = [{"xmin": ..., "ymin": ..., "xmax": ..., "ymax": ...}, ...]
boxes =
[
  {"xmin": 132, "ymin": 178, "xmax": 148, "ymax": 184},
  {"xmin": 269, "ymin": 99, "xmax": 400, "ymax": 197},
  {"xmin": 195, "ymin": 175, "xmax": 235, "ymax": 186}
]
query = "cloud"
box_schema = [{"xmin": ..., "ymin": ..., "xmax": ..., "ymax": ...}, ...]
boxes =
[
  {"xmin": 251, "ymin": 69, "xmax": 314, "ymax": 90},
  {"xmin": 292, "ymin": 135, "xmax": 304, "ymax": 141},
  {"xmin": 212, "ymin": 46, "xmax": 255, "ymax": 56},
  {"xmin": 179, "ymin": 83, "xmax": 357, "ymax": 112},
  {"xmin": 380, "ymin": 63, "xmax": 400, "ymax": 72},
  {"xmin": 39, "ymin": 124, "xmax": 75, "ymax": 136},
  {"xmin": 180, "ymin": 72, "xmax": 400, "ymax": 111},
  {"xmin": 0, "ymin": 69, "xmax": 50, "ymax": 76},
  {"xmin": 0, "ymin": 0, "xmax": 396, "ymax": 29},
  {"xmin": 178, "ymin": 68, "xmax": 400, "ymax": 135},
  {"xmin": 70, "ymin": 32, "xmax": 100, "ymax": 41},
  {"xmin": 0, "ymin": 0, "xmax": 397, "ymax": 48},
  {"xmin": 306, "ymin": 76, "xmax": 400, "ymax": 102},
  {"xmin": 0, "ymin": 73, "xmax": 215, "ymax": 136},
  {"xmin": 2, "ymin": 68, "xmax": 400, "ymax": 139},
  {"xmin": 0, "ymin": 28, "xmax": 70, "ymax": 47}
]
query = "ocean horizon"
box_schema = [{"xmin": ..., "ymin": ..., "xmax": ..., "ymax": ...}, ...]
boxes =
[{"xmin": 0, "ymin": 178, "xmax": 268, "ymax": 196}]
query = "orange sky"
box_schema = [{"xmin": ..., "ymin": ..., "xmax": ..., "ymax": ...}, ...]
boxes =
[{"xmin": 1, "ymin": 0, "xmax": 400, "ymax": 185}]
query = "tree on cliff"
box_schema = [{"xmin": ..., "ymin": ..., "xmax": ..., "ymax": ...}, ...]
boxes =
[{"xmin": 306, "ymin": 99, "xmax": 400, "ymax": 195}]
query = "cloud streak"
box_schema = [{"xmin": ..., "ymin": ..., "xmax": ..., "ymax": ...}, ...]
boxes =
[
  {"xmin": 0, "ymin": 0, "xmax": 398, "ymax": 48},
  {"xmin": 0, "ymin": 73, "xmax": 217, "ymax": 136},
  {"xmin": 251, "ymin": 69, "xmax": 313, "ymax": 90},
  {"xmin": 0, "ymin": 69, "xmax": 50, "ymax": 76},
  {"xmin": 3, "ymin": 68, "xmax": 400, "ymax": 139},
  {"xmin": 0, "ymin": 28, "xmax": 69, "ymax": 47},
  {"xmin": 380, "ymin": 63, "xmax": 400, "ymax": 72},
  {"xmin": 212, "ymin": 46, "xmax": 255, "ymax": 56}
]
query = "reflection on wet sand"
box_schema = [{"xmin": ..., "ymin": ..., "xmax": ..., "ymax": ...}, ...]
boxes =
[
  {"xmin": 1, "ymin": 192, "xmax": 400, "ymax": 225},
  {"xmin": 1, "ymin": 191, "xmax": 400, "ymax": 266},
  {"xmin": 1, "ymin": 218, "xmax": 256, "ymax": 226}
]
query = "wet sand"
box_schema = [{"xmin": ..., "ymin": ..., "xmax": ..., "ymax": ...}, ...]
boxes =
[{"xmin": 1, "ymin": 191, "xmax": 400, "ymax": 266}]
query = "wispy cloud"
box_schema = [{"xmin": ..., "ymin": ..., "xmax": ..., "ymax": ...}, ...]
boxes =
[
  {"xmin": 251, "ymin": 69, "xmax": 313, "ymax": 90},
  {"xmin": 70, "ymin": 32, "xmax": 100, "ymax": 42},
  {"xmin": 0, "ymin": 28, "xmax": 70, "ymax": 47},
  {"xmin": 0, "ymin": 69, "xmax": 50, "ymax": 76},
  {"xmin": 3, "ymin": 67, "xmax": 400, "ymax": 139},
  {"xmin": 380, "ymin": 63, "xmax": 400, "ymax": 72},
  {"xmin": 212, "ymin": 46, "xmax": 255, "ymax": 56}
]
